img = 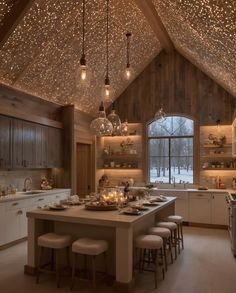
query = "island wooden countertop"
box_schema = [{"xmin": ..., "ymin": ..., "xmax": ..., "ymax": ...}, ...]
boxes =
[{"xmin": 27, "ymin": 197, "xmax": 176, "ymax": 228}]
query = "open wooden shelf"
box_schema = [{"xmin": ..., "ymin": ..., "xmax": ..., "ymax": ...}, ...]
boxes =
[
  {"xmin": 202, "ymin": 144, "xmax": 232, "ymax": 148},
  {"xmin": 201, "ymin": 154, "xmax": 233, "ymax": 158},
  {"xmin": 98, "ymin": 167, "xmax": 141, "ymax": 170},
  {"xmin": 202, "ymin": 168, "xmax": 236, "ymax": 171},
  {"xmin": 103, "ymin": 154, "xmax": 140, "ymax": 159}
]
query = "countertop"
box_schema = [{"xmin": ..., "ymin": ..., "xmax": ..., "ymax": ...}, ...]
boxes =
[
  {"xmin": 130, "ymin": 187, "xmax": 236, "ymax": 194},
  {"xmin": 27, "ymin": 197, "xmax": 176, "ymax": 228},
  {"xmin": 0, "ymin": 188, "xmax": 71, "ymax": 203}
]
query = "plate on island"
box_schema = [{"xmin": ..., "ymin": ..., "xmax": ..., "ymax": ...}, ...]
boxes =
[
  {"xmin": 123, "ymin": 209, "xmax": 142, "ymax": 215},
  {"xmin": 142, "ymin": 201, "xmax": 160, "ymax": 206},
  {"xmin": 49, "ymin": 204, "xmax": 67, "ymax": 211},
  {"xmin": 129, "ymin": 204, "xmax": 149, "ymax": 211}
]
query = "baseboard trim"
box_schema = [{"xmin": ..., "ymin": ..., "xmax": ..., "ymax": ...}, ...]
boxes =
[
  {"xmin": 0, "ymin": 237, "xmax": 27, "ymax": 250},
  {"xmin": 188, "ymin": 222, "xmax": 227, "ymax": 229}
]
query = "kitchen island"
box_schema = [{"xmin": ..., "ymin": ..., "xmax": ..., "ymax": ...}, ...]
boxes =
[{"xmin": 25, "ymin": 197, "xmax": 175, "ymax": 291}]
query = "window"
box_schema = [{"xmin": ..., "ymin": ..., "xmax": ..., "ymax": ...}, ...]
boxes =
[{"xmin": 147, "ymin": 116, "xmax": 194, "ymax": 183}]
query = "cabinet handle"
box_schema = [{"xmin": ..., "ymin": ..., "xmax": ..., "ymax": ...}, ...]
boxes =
[
  {"xmin": 37, "ymin": 198, "xmax": 44, "ymax": 201},
  {"xmin": 56, "ymin": 195, "xmax": 60, "ymax": 198},
  {"xmin": 197, "ymin": 194, "xmax": 204, "ymax": 197},
  {"xmin": 17, "ymin": 210, "xmax": 23, "ymax": 215},
  {"xmin": 12, "ymin": 202, "xmax": 19, "ymax": 206}
]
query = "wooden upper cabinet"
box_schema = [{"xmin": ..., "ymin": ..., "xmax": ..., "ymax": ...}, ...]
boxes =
[
  {"xmin": 12, "ymin": 119, "xmax": 36, "ymax": 168},
  {"xmin": 0, "ymin": 115, "xmax": 12, "ymax": 169},
  {"xmin": 12, "ymin": 119, "xmax": 23, "ymax": 168},
  {"xmin": 47, "ymin": 127, "xmax": 63, "ymax": 168},
  {"xmin": 35, "ymin": 125, "xmax": 48, "ymax": 168}
]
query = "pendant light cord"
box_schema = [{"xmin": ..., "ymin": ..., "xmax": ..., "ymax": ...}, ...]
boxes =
[
  {"xmin": 106, "ymin": 0, "xmax": 109, "ymax": 78},
  {"xmin": 126, "ymin": 32, "xmax": 131, "ymax": 67},
  {"xmin": 82, "ymin": 0, "xmax": 85, "ymax": 56}
]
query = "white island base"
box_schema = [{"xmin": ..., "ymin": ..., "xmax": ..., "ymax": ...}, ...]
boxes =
[{"xmin": 25, "ymin": 197, "xmax": 175, "ymax": 292}]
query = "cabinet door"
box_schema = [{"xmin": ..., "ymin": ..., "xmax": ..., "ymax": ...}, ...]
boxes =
[
  {"xmin": 175, "ymin": 199, "xmax": 189, "ymax": 221},
  {"xmin": 212, "ymin": 194, "xmax": 228, "ymax": 225},
  {"xmin": 19, "ymin": 207, "xmax": 28, "ymax": 238},
  {"xmin": 189, "ymin": 194, "xmax": 211, "ymax": 224},
  {"xmin": 22, "ymin": 121, "xmax": 36, "ymax": 168},
  {"xmin": 4, "ymin": 209, "xmax": 21, "ymax": 244},
  {"xmin": 47, "ymin": 127, "xmax": 63, "ymax": 168},
  {"xmin": 0, "ymin": 205, "xmax": 6, "ymax": 245},
  {"xmin": 12, "ymin": 119, "xmax": 23, "ymax": 168},
  {"xmin": 35, "ymin": 125, "xmax": 48, "ymax": 168},
  {"xmin": 0, "ymin": 115, "xmax": 12, "ymax": 169}
]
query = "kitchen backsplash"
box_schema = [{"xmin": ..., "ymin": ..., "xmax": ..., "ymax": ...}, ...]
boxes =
[{"xmin": 0, "ymin": 170, "xmax": 51, "ymax": 191}]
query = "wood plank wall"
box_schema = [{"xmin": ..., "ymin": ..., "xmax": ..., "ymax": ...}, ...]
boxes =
[{"xmin": 112, "ymin": 51, "xmax": 236, "ymax": 125}]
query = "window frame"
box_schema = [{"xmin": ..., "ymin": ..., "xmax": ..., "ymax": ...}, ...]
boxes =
[{"xmin": 146, "ymin": 115, "xmax": 197, "ymax": 184}]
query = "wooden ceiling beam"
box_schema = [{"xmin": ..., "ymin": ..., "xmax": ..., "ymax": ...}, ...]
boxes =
[
  {"xmin": 134, "ymin": 0, "xmax": 174, "ymax": 53},
  {"xmin": 0, "ymin": 0, "xmax": 35, "ymax": 50}
]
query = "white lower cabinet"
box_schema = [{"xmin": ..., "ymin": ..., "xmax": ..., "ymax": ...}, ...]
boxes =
[
  {"xmin": 189, "ymin": 193, "xmax": 212, "ymax": 224},
  {"xmin": 0, "ymin": 190, "xmax": 70, "ymax": 247},
  {"xmin": 211, "ymin": 193, "xmax": 228, "ymax": 225}
]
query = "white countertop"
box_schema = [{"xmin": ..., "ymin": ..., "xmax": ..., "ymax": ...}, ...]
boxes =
[
  {"xmin": 0, "ymin": 188, "xmax": 71, "ymax": 203},
  {"xmin": 27, "ymin": 197, "xmax": 176, "ymax": 228},
  {"xmin": 130, "ymin": 187, "xmax": 236, "ymax": 194}
]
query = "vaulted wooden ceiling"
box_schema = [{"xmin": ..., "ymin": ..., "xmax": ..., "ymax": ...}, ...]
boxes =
[{"xmin": 0, "ymin": 0, "xmax": 235, "ymax": 115}]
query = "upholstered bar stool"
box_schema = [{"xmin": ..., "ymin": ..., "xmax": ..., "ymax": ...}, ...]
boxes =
[
  {"xmin": 156, "ymin": 221, "xmax": 178, "ymax": 259},
  {"xmin": 71, "ymin": 238, "xmax": 109, "ymax": 290},
  {"xmin": 165, "ymin": 215, "xmax": 184, "ymax": 251},
  {"xmin": 148, "ymin": 227, "xmax": 173, "ymax": 271},
  {"xmin": 36, "ymin": 232, "xmax": 72, "ymax": 288},
  {"xmin": 135, "ymin": 234, "xmax": 165, "ymax": 289}
]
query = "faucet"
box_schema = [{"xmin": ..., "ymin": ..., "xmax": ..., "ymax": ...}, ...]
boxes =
[{"xmin": 23, "ymin": 177, "xmax": 32, "ymax": 192}]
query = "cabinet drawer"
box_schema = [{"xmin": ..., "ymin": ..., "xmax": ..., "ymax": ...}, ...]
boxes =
[
  {"xmin": 31, "ymin": 196, "xmax": 49, "ymax": 206},
  {"xmin": 189, "ymin": 192, "xmax": 211, "ymax": 199},
  {"xmin": 5, "ymin": 199, "xmax": 29, "ymax": 210}
]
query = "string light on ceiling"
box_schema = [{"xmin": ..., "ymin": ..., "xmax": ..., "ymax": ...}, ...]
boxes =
[
  {"xmin": 90, "ymin": 102, "xmax": 113, "ymax": 136},
  {"xmin": 107, "ymin": 103, "xmax": 121, "ymax": 135},
  {"xmin": 101, "ymin": 0, "xmax": 113, "ymax": 102},
  {"xmin": 123, "ymin": 32, "xmax": 134, "ymax": 81},
  {"xmin": 75, "ymin": 0, "xmax": 91, "ymax": 88}
]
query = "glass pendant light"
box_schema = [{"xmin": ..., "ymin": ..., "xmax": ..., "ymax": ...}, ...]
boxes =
[
  {"xmin": 120, "ymin": 119, "xmax": 129, "ymax": 136},
  {"xmin": 123, "ymin": 32, "xmax": 134, "ymax": 81},
  {"xmin": 90, "ymin": 102, "xmax": 113, "ymax": 136},
  {"xmin": 107, "ymin": 103, "xmax": 121, "ymax": 135},
  {"xmin": 154, "ymin": 106, "xmax": 166, "ymax": 123},
  {"xmin": 101, "ymin": 0, "xmax": 113, "ymax": 102},
  {"xmin": 76, "ymin": 0, "xmax": 91, "ymax": 87}
]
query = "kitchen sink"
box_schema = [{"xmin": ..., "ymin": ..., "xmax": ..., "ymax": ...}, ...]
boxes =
[{"xmin": 17, "ymin": 190, "xmax": 46, "ymax": 195}]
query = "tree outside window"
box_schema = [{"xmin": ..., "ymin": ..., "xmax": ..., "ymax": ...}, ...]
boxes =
[{"xmin": 148, "ymin": 116, "xmax": 194, "ymax": 183}]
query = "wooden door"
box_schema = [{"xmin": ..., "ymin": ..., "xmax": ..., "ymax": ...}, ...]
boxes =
[
  {"xmin": 76, "ymin": 143, "xmax": 92, "ymax": 196},
  {"xmin": 0, "ymin": 115, "xmax": 12, "ymax": 169}
]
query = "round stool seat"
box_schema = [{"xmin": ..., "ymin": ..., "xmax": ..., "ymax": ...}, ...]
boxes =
[
  {"xmin": 156, "ymin": 221, "xmax": 177, "ymax": 230},
  {"xmin": 72, "ymin": 238, "xmax": 108, "ymax": 255},
  {"xmin": 148, "ymin": 227, "xmax": 171, "ymax": 238},
  {"xmin": 165, "ymin": 215, "xmax": 183, "ymax": 224},
  {"xmin": 38, "ymin": 233, "xmax": 72, "ymax": 249},
  {"xmin": 135, "ymin": 235, "xmax": 163, "ymax": 250}
]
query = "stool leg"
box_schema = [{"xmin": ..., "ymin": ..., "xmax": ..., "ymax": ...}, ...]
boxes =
[
  {"xmin": 138, "ymin": 248, "xmax": 142, "ymax": 272},
  {"xmin": 154, "ymin": 249, "xmax": 158, "ymax": 289},
  {"xmin": 36, "ymin": 246, "xmax": 43, "ymax": 284},
  {"xmin": 160, "ymin": 247, "xmax": 165, "ymax": 280},
  {"xmin": 177, "ymin": 224, "xmax": 181, "ymax": 254},
  {"xmin": 173, "ymin": 230, "xmax": 177, "ymax": 260},
  {"xmin": 51, "ymin": 248, "xmax": 54, "ymax": 271},
  {"xmin": 91, "ymin": 255, "xmax": 96, "ymax": 289},
  {"xmin": 168, "ymin": 236, "xmax": 173, "ymax": 264},
  {"xmin": 71, "ymin": 253, "xmax": 77, "ymax": 290},
  {"xmin": 103, "ymin": 251, "xmax": 107, "ymax": 275},
  {"xmin": 55, "ymin": 249, "xmax": 60, "ymax": 288},
  {"xmin": 180, "ymin": 223, "xmax": 184, "ymax": 249},
  {"xmin": 66, "ymin": 246, "xmax": 70, "ymax": 268},
  {"xmin": 84, "ymin": 254, "xmax": 87, "ymax": 278},
  {"xmin": 163, "ymin": 239, "xmax": 168, "ymax": 271}
]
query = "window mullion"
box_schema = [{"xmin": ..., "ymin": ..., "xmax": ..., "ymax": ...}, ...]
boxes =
[{"xmin": 169, "ymin": 138, "xmax": 171, "ymax": 183}]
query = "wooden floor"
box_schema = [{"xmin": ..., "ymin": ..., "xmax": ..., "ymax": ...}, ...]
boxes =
[{"xmin": 0, "ymin": 226, "xmax": 236, "ymax": 293}]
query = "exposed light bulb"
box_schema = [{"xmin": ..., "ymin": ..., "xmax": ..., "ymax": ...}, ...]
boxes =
[
  {"xmin": 80, "ymin": 66, "xmax": 87, "ymax": 80},
  {"xmin": 124, "ymin": 66, "xmax": 134, "ymax": 81}
]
